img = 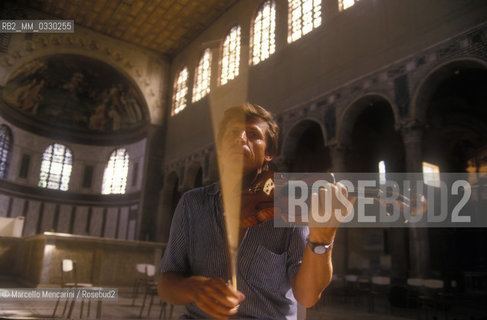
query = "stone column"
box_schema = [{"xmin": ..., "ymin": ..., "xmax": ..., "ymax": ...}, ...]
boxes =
[
  {"xmin": 156, "ymin": 184, "xmax": 175, "ymax": 243},
  {"xmin": 329, "ymin": 144, "xmax": 349, "ymax": 278},
  {"xmin": 400, "ymin": 120, "xmax": 424, "ymax": 172},
  {"xmin": 400, "ymin": 120, "xmax": 430, "ymax": 279},
  {"xmin": 329, "ymin": 144, "xmax": 348, "ymax": 173},
  {"xmin": 137, "ymin": 124, "xmax": 165, "ymax": 242}
]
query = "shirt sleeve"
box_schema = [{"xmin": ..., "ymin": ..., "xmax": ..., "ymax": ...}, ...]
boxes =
[
  {"xmin": 286, "ymin": 226, "xmax": 309, "ymax": 281},
  {"xmin": 158, "ymin": 193, "xmax": 191, "ymax": 275}
]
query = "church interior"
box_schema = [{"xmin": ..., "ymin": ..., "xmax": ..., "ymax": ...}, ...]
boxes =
[{"xmin": 0, "ymin": 0, "xmax": 486, "ymax": 319}]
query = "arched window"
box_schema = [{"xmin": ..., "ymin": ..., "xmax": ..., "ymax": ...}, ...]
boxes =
[
  {"xmin": 251, "ymin": 1, "xmax": 276, "ymax": 65},
  {"xmin": 338, "ymin": 0, "xmax": 359, "ymax": 11},
  {"xmin": 288, "ymin": 0, "xmax": 322, "ymax": 43},
  {"xmin": 0, "ymin": 125, "xmax": 12, "ymax": 179},
  {"xmin": 39, "ymin": 143, "xmax": 72, "ymax": 191},
  {"xmin": 172, "ymin": 67, "xmax": 189, "ymax": 116},
  {"xmin": 220, "ymin": 26, "xmax": 241, "ymax": 85},
  {"xmin": 102, "ymin": 148, "xmax": 129, "ymax": 195},
  {"xmin": 193, "ymin": 49, "xmax": 212, "ymax": 102}
]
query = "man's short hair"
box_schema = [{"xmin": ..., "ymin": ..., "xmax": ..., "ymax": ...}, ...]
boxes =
[{"xmin": 217, "ymin": 103, "xmax": 279, "ymax": 156}]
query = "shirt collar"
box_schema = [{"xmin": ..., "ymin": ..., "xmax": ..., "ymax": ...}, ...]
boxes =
[{"xmin": 207, "ymin": 181, "xmax": 221, "ymax": 196}]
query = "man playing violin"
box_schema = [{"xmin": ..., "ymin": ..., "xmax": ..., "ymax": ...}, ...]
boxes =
[{"xmin": 157, "ymin": 103, "xmax": 350, "ymax": 319}]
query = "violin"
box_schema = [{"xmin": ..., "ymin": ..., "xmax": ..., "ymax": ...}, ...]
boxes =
[
  {"xmin": 240, "ymin": 170, "xmax": 277, "ymax": 228},
  {"xmin": 240, "ymin": 171, "xmax": 428, "ymax": 228}
]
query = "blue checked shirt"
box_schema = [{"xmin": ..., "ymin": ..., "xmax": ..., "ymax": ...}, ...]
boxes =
[{"xmin": 159, "ymin": 182, "xmax": 308, "ymax": 319}]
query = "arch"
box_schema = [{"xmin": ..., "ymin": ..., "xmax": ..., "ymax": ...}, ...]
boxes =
[
  {"xmin": 412, "ymin": 57, "xmax": 487, "ymax": 123},
  {"xmin": 419, "ymin": 59, "xmax": 487, "ymax": 172},
  {"xmin": 183, "ymin": 161, "xmax": 203, "ymax": 190},
  {"xmin": 349, "ymin": 100, "xmax": 405, "ymax": 172},
  {"xmin": 337, "ymin": 93, "xmax": 399, "ymax": 146},
  {"xmin": 282, "ymin": 119, "xmax": 330, "ymax": 172},
  {"xmin": 283, "ymin": 118, "xmax": 326, "ymax": 157},
  {"xmin": 417, "ymin": 59, "xmax": 487, "ymax": 277}
]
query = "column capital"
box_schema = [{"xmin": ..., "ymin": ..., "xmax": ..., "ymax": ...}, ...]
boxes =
[
  {"xmin": 397, "ymin": 119, "xmax": 426, "ymax": 133},
  {"xmin": 398, "ymin": 119, "xmax": 424, "ymax": 172},
  {"xmin": 398, "ymin": 119, "xmax": 425, "ymax": 145},
  {"xmin": 329, "ymin": 143, "xmax": 353, "ymax": 154},
  {"xmin": 329, "ymin": 144, "xmax": 352, "ymax": 172}
]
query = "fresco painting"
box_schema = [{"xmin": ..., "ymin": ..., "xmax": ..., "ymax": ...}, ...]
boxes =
[{"xmin": 2, "ymin": 55, "xmax": 146, "ymax": 132}]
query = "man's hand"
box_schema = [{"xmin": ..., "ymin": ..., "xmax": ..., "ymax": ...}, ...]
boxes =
[
  {"xmin": 308, "ymin": 181, "xmax": 354, "ymax": 243},
  {"xmin": 291, "ymin": 181, "xmax": 354, "ymax": 307},
  {"xmin": 192, "ymin": 277, "xmax": 245, "ymax": 320}
]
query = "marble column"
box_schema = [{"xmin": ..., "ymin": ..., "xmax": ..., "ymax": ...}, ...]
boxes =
[
  {"xmin": 137, "ymin": 124, "xmax": 165, "ymax": 242},
  {"xmin": 330, "ymin": 144, "xmax": 351, "ymax": 173},
  {"xmin": 400, "ymin": 120, "xmax": 424, "ymax": 172},
  {"xmin": 156, "ymin": 186, "xmax": 174, "ymax": 243},
  {"xmin": 329, "ymin": 144, "xmax": 349, "ymax": 278},
  {"xmin": 400, "ymin": 120, "xmax": 430, "ymax": 279}
]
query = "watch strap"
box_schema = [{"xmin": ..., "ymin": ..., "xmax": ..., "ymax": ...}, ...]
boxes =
[{"xmin": 306, "ymin": 237, "xmax": 334, "ymax": 255}]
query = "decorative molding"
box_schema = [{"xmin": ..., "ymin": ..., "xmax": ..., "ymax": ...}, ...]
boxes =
[
  {"xmin": 0, "ymin": 178, "xmax": 140, "ymax": 207},
  {"xmin": 162, "ymin": 144, "xmax": 215, "ymax": 180},
  {"xmin": 275, "ymin": 23, "xmax": 487, "ymax": 148},
  {"xmin": 0, "ymin": 31, "xmax": 161, "ymax": 121}
]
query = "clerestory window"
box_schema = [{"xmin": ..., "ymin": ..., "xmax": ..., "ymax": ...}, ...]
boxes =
[
  {"xmin": 193, "ymin": 49, "xmax": 212, "ymax": 102},
  {"xmin": 220, "ymin": 26, "xmax": 241, "ymax": 85},
  {"xmin": 288, "ymin": 0, "xmax": 322, "ymax": 43},
  {"xmin": 251, "ymin": 1, "xmax": 276, "ymax": 65},
  {"xmin": 172, "ymin": 67, "xmax": 189, "ymax": 115}
]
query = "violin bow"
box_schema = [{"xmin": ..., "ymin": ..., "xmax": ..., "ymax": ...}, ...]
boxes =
[{"xmin": 209, "ymin": 106, "xmax": 245, "ymax": 291}]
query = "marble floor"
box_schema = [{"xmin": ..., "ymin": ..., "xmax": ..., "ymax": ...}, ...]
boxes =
[
  {"xmin": 0, "ymin": 276, "xmax": 455, "ymax": 320},
  {"xmin": 0, "ymin": 297, "xmax": 418, "ymax": 320}
]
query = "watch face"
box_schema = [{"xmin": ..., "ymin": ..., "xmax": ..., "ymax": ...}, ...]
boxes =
[{"xmin": 314, "ymin": 245, "xmax": 328, "ymax": 254}]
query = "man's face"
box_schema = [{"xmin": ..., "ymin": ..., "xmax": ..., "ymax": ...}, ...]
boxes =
[{"xmin": 221, "ymin": 118, "xmax": 274, "ymax": 174}]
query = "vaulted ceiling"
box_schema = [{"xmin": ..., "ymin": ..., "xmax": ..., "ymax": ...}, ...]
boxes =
[{"xmin": 5, "ymin": 0, "xmax": 238, "ymax": 58}]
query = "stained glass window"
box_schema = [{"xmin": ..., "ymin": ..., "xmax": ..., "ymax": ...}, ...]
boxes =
[
  {"xmin": 251, "ymin": 1, "xmax": 276, "ymax": 65},
  {"xmin": 220, "ymin": 26, "xmax": 241, "ymax": 85},
  {"xmin": 172, "ymin": 67, "xmax": 189, "ymax": 115},
  {"xmin": 0, "ymin": 125, "xmax": 12, "ymax": 179},
  {"xmin": 102, "ymin": 148, "xmax": 129, "ymax": 194},
  {"xmin": 193, "ymin": 49, "xmax": 212, "ymax": 102},
  {"xmin": 39, "ymin": 144, "xmax": 72, "ymax": 191},
  {"xmin": 288, "ymin": 0, "xmax": 322, "ymax": 43},
  {"xmin": 338, "ymin": 0, "xmax": 359, "ymax": 11}
]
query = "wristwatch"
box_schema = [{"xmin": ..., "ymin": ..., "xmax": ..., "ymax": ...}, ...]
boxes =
[{"xmin": 306, "ymin": 237, "xmax": 334, "ymax": 255}]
